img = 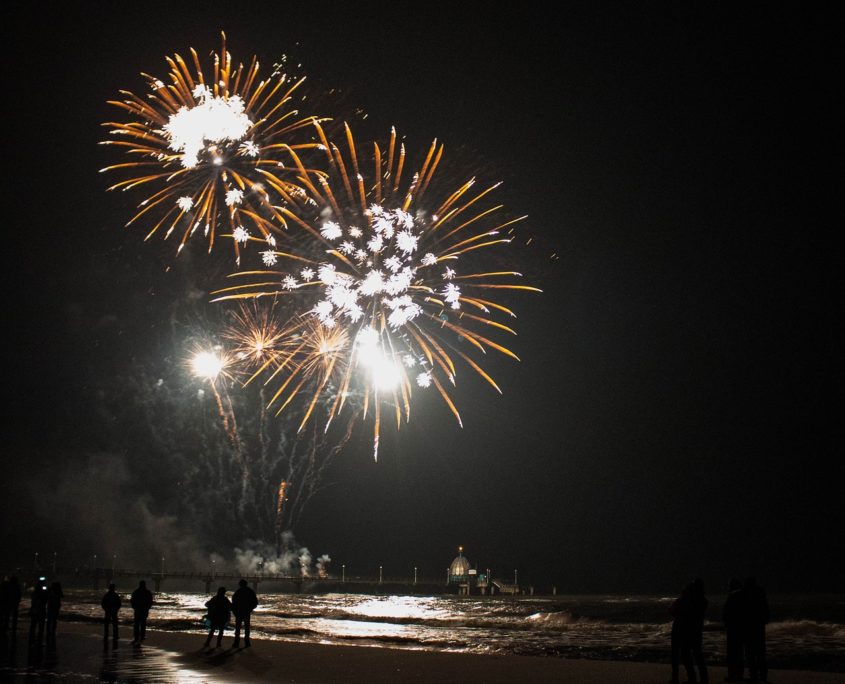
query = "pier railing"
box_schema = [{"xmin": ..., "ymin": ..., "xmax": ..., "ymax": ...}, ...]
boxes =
[{"xmin": 24, "ymin": 566, "xmax": 461, "ymax": 593}]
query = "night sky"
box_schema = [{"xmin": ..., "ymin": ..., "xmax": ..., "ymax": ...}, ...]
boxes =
[{"xmin": 5, "ymin": 4, "xmax": 840, "ymax": 593}]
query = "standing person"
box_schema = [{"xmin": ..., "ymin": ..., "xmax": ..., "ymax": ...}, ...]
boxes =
[
  {"xmin": 28, "ymin": 577, "xmax": 49, "ymax": 647},
  {"xmin": 0, "ymin": 576, "xmax": 11, "ymax": 635},
  {"xmin": 723, "ymin": 578, "xmax": 744, "ymax": 681},
  {"xmin": 130, "ymin": 580, "xmax": 153, "ymax": 645},
  {"xmin": 686, "ymin": 577, "xmax": 709, "ymax": 684},
  {"xmin": 742, "ymin": 577, "xmax": 770, "ymax": 682},
  {"xmin": 232, "ymin": 579, "xmax": 258, "ymax": 648},
  {"xmin": 45, "ymin": 582, "xmax": 63, "ymax": 647},
  {"xmin": 7, "ymin": 576, "xmax": 22, "ymax": 635},
  {"xmin": 101, "ymin": 583, "xmax": 121, "ymax": 646},
  {"xmin": 203, "ymin": 586, "xmax": 231, "ymax": 649},
  {"xmin": 669, "ymin": 584, "xmax": 691, "ymax": 684}
]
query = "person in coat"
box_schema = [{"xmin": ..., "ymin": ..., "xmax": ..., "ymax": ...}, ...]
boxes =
[
  {"xmin": 130, "ymin": 580, "xmax": 154, "ymax": 644},
  {"xmin": 232, "ymin": 579, "xmax": 258, "ymax": 648},
  {"xmin": 204, "ymin": 586, "xmax": 232, "ymax": 649},
  {"xmin": 101, "ymin": 583, "xmax": 122, "ymax": 646}
]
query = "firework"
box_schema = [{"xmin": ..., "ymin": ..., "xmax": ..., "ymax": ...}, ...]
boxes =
[
  {"xmin": 214, "ymin": 125, "xmax": 540, "ymax": 459},
  {"xmin": 224, "ymin": 303, "xmax": 351, "ymax": 427},
  {"xmin": 101, "ymin": 32, "xmax": 321, "ymax": 260},
  {"xmin": 189, "ymin": 345, "xmax": 238, "ymax": 442}
]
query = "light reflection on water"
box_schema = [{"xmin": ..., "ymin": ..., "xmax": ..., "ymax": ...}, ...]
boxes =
[
  {"xmin": 0, "ymin": 637, "xmax": 215, "ymax": 684},
  {"xmin": 53, "ymin": 590, "xmax": 845, "ymax": 670},
  {"xmin": 99, "ymin": 645, "xmax": 212, "ymax": 683}
]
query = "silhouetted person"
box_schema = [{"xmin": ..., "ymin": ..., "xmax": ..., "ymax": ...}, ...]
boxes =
[
  {"xmin": 723, "ymin": 578, "xmax": 744, "ymax": 681},
  {"xmin": 670, "ymin": 579, "xmax": 708, "ymax": 684},
  {"xmin": 0, "ymin": 575, "xmax": 17, "ymax": 635},
  {"xmin": 742, "ymin": 577, "xmax": 770, "ymax": 682},
  {"xmin": 685, "ymin": 578, "xmax": 709, "ymax": 684},
  {"xmin": 46, "ymin": 582, "xmax": 63, "ymax": 647},
  {"xmin": 28, "ymin": 577, "xmax": 49, "ymax": 647},
  {"xmin": 9, "ymin": 576, "xmax": 22, "ymax": 634},
  {"xmin": 130, "ymin": 580, "xmax": 153, "ymax": 645},
  {"xmin": 204, "ymin": 586, "xmax": 231, "ymax": 649},
  {"xmin": 232, "ymin": 579, "xmax": 258, "ymax": 648},
  {"xmin": 101, "ymin": 583, "xmax": 121, "ymax": 646},
  {"xmin": 669, "ymin": 584, "xmax": 691, "ymax": 684}
]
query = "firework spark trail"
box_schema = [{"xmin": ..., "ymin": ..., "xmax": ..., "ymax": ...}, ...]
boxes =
[
  {"xmin": 271, "ymin": 411, "xmax": 358, "ymax": 545},
  {"xmin": 100, "ymin": 32, "xmax": 324, "ymax": 261},
  {"xmin": 214, "ymin": 125, "xmax": 541, "ymax": 459}
]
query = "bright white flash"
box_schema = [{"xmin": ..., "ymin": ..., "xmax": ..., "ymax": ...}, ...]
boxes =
[
  {"xmin": 191, "ymin": 351, "xmax": 225, "ymax": 380},
  {"xmin": 372, "ymin": 357, "xmax": 401, "ymax": 391},
  {"xmin": 355, "ymin": 328, "xmax": 401, "ymax": 391},
  {"xmin": 164, "ymin": 86, "xmax": 252, "ymax": 168}
]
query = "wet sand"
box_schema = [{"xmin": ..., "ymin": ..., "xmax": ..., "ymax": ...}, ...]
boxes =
[{"xmin": 3, "ymin": 622, "xmax": 844, "ymax": 683}]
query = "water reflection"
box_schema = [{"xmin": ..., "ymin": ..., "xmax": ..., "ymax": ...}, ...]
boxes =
[
  {"xmin": 343, "ymin": 595, "xmax": 451, "ymax": 621},
  {"xmin": 99, "ymin": 643, "xmax": 211, "ymax": 683}
]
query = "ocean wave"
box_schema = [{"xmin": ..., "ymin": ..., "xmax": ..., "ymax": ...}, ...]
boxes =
[
  {"xmin": 526, "ymin": 611, "xmax": 580, "ymax": 628},
  {"xmin": 767, "ymin": 620, "xmax": 845, "ymax": 639}
]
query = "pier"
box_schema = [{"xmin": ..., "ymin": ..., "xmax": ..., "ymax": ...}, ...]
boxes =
[{"xmin": 31, "ymin": 566, "xmax": 479, "ymax": 594}]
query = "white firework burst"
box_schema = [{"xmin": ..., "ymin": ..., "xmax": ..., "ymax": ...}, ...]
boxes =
[{"xmin": 232, "ymin": 226, "xmax": 250, "ymax": 244}]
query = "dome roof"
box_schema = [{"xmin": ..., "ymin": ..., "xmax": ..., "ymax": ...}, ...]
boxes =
[{"xmin": 449, "ymin": 553, "xmax": 471, "ymax": 576}]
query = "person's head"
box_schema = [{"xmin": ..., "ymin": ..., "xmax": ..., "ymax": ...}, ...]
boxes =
[
  {"xmin": 239, "ymin": 579, "xmax": 247, "ymax": 588},
  {"xmin": 108, "ymin": 583, "xmax": 116, "ymax": 592},
  {"xmin": 744, "ymin": 576, "xmax": 757, "ymax": 590},
  {"xmin": 139, "ymin": 580, "xmax": 146, "ymax": 589},
  {"xmin": 729, "ymin": 577, "xmax": 742, "ymax": 591},
  {"xmin": 217, "ymin": 586, "xmax": 226, "ymax": 596}
]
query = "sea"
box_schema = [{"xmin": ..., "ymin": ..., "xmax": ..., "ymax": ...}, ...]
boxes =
[{"xmin": 55, "ymin": 589, "xmax": 845, "ymax": 672}]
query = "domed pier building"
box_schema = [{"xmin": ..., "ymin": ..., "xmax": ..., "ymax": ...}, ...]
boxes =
[{"xmin": 447, "ymin": 547, "xmax": 492, "ymax": 595}]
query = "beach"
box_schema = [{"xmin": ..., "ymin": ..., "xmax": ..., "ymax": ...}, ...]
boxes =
[{"xmin": 3, "ymin": 622, "xmax": 844, "ymax": 683}]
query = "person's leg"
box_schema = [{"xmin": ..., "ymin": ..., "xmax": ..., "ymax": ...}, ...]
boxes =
[
  {"xmin": 103, "ymin": 616, "xmax": 109, "ymax": 642},
  {"xmin": 233, "ymin": 615, "xmax": 241, "ymax": 645},
  {"xmin": 681, "ymin": 644, "xmax": 696, "ymax": 683},
  {"xmin": 693, "ymin": 638, "xmax": 708, "ymax": 683},
  {"xmin": 244, "ymin": 613, "xmax": 251, "ymax": 645},
  {"xmin": 216, "ymin": 625, "xmax": 223, "ymax": 647},
  {"xmin": 133, "ymin": 615, "xmax": 140, "ymax": 643},
  {"xmin": 726, "ymin": 631, "xmax": 742, "ymax": 680},
  {"xmin": 140, "ymin": 613, "xmax": 147, "ymax": 641},
  {"xmin": 111, "ymin": 615, "xmax": 119, "ymax": 644}
]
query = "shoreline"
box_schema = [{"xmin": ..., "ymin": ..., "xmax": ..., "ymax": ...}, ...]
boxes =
[{"xmin": 2, "ymin": 622, "xmax": 843, "ymax": 683}]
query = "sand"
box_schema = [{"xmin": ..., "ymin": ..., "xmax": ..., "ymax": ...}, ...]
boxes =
[{"xmin": 2, "ymin": 622, "xmax": 843, "ymax": 683}]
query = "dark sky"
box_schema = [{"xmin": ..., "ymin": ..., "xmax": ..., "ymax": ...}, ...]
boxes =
[{"xmin": 5, "ymin": 3, "xmax": 840, "ymax": 593}]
